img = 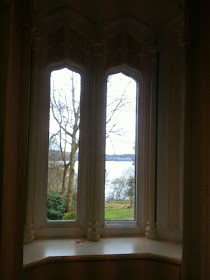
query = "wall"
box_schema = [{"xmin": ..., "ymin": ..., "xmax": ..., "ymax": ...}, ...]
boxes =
[
  {"xmin": 0, "ymin": 1, "xmax": 27, "ymax": 279},
  {"xmin": 23, "ymin": 259, "xmax": 181, "ymax": 280},
  {"xmin": 0, "ymin": 1, "xmax": 10, "ymax": 242},
  {"xmin": 182, "ymin": 0, "xmax": 210, "ymax": 278},
  {"xmin": 157, "ymin": 28, "xmax": 184, "ymax": 242}
]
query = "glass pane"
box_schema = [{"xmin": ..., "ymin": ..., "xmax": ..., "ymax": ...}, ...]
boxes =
[
  {"xmin": 105, "ymin": 73, "xmax": 136, "ymax": 221},
  {"xmin": 47, "ymin": 68, "xmax": 81, "ymax": 221}
]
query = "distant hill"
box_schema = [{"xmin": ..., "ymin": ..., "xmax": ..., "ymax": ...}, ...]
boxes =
[
  {"xmin": 105, "ymin": 154, "xmax": 135, "ymax": 162},
  {"xmin": 49, "ymin": 150, "xmax": 135, "ymax": 162}
]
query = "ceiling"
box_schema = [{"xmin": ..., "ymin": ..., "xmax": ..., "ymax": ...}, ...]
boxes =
[{"xmin": 33, "ymin": 0, "xmax": 184, "ymax": 31}]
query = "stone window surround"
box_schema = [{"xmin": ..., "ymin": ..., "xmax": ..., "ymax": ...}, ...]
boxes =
[
  {"xmin": 24, "ymin": 59, "xmax": 158, "ymax": 242},
  {"xmin": 23, "ymin": 13, "xmax": 159, "ymax": 243}
]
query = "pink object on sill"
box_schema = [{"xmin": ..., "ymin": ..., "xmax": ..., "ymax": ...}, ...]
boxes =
[{"xmin": 75, "ymin": 240, "xmax": 85, "ymax": 245}]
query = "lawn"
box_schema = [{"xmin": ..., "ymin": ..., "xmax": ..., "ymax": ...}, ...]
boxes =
[{"xmin": 105, "ymin": 200, "xmax": 134, "ymax": 220}]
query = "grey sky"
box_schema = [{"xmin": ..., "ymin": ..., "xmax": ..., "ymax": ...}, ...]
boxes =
[{"xmin": 49, "ymin": 68, "xmax": 137, "ymax": 155}]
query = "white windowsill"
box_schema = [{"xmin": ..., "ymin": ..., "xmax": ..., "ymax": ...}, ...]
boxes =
[{"xmin": 23, "ymin": 237, "xmax": 182, "ymax": 270}]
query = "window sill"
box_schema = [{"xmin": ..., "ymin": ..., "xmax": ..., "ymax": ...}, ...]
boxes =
[{"xmin": 23, "ymin": 237, "xmax": 182, "ymax": 270}]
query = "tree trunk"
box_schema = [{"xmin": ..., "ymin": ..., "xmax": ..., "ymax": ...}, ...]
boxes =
[
  {"xmin": 66, "ymin": 134, "xmax": 77, "ymax": 212},
  {"xmin": 130, "ymin": 196, "xmax": 133, "ymax": 207},
  {"xmin": 61, "ymin": 164, "xmax": 69, "ymax": 195}
]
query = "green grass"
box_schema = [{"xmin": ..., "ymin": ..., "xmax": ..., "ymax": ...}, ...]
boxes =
[
  {"xmin": 105, "ymin": 200, "xmax": 134, "ymax": 220},
  {"xmin": 105, "ymin": 208, "xmax": 134, "ymax": 220}
]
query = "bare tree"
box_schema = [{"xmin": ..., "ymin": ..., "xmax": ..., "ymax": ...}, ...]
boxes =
[
  {"xmin": 110, "ymin": 177, "xmax": 126, "ymax": 201},
  {"xmin": 106, "ymin": 76, "xmax": 132, "ymax": 140},
  {"xmin": 48, "ymin": 70, "xmax": 134, "ymax": 214},
  {"xmin": 49, "ymin": 71, "xmax": 80, "ymax": 212},
  {"xmin": 124, "ymin": 168, "xmax": 135, "ymax": 207},
  {"xmin": 109, "ymin": 167, "xmax": 135, "ymax": 206},
  {"xmin": 64, "ymin": 72, "xmax": 80, "ymax": 212}
]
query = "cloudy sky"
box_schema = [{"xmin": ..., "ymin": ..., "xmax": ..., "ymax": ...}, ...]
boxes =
[
  {"xmin": 106, "ymin": 73, "xmax": 136, "ymax": 155},
  {"xmin": 49, "ymin": 68, "xmax": 137, "ymax": 155}
]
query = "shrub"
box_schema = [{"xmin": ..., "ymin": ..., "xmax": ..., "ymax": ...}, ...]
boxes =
[
  {"xmin": 62, "ymin": 211, "xmax": 76, "ymax": 220},
  {"xmin": 47, "ymin": 192, "xmax": 67, "ymax": 220}
]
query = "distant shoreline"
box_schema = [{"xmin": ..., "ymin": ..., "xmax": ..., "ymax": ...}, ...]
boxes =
[
  {"xmin": 49, "ymin": 150, "xmax": 135, "ymax": 162},
  {"xmin": 105, "ymin": 154, "xmax": 135, "ymax": 162}
]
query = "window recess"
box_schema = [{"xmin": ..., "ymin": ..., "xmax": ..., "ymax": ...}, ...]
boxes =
[
  {"xmin": 100, "ymin": 67, "xmax": 143, "ymax": 237},
  {"xmin": 24, "ymin": 33, "xmax": 158, "ymax": 242},
  {"xmin": 27, "ymin": 62, "xmax": 88, "ymax": 240}
]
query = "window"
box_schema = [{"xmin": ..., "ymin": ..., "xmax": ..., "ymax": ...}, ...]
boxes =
[
  {"xmin": 24, "ymin": 56, "xmax": 157, "ymax": 241},
  {"xmin": 104, "ymin": 73, "xmax": 137, "ymax": 222},
  {"xmin": 47, "ymin": 68, "xmax": 81, "ymax": 221},
  {"xmin": 24, "ymin": 36, "xmax": 158, "ymax": 242},
  {"xmin": 31, "ymin": 63, "xmax": 87, "ymax": 238},
  {"xmin": 28, "ymin": 61, "xmax": 149, "ymax": 239},
  {"xmin": 100, "ymin": 67, "xmax": 143, "ymax": 237}
]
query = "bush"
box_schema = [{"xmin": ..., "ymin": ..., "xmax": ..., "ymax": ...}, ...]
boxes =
[
  {"xmin": 62, "ymin": 211, "xmax": 76, "ymax": 220},
  {"xmin": 47, "ymin": 192, "xmax": 67, "ymax": 220}
]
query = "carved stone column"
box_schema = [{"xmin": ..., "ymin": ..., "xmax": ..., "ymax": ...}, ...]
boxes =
[
  {"xmin": 24, "ymin": 32, "xmax": 42, "ymax": 244},
  {"xmin": 87, "ymin": 41, "xmax": 105, "ymax": 241},
  {"xmin": 145, "ymin": 47, "xmax": 158, "ymax": 240}
]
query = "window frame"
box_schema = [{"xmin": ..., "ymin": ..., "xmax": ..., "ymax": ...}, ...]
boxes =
[
  {"xmin": 100, "ymin": 65, "xmax": 147, "ymax": 237},
  {"xmin": 27, "ymin": 56, "xmax": 155, "ymax": 240},
  {"xmin": 33, "ymin": 60, "xmax": 89, "ymax": 238}
]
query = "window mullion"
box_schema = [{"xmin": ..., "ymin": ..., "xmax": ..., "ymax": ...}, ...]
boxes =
[
  {"xmin": 87, "ymin": 41, "xmax": 106, "ymax": 241},
  {"xmin": 145, "ymin": 47, "xmax": 159, "ymax": 240}
]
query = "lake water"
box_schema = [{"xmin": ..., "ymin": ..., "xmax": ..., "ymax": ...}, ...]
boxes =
[
  {"xmin": 105, "ymin": 161, "xmax": 133, "ymax": 198},
  {"xmin": 70, "ymin": 161, "xmax": 133, "ymax": 198},
  {"xmin": 105, "ymin": 161, "xmax": 133, "ymax": 181},
  {"xmin": 74, "ymin": 161, "xmax": 133, "ymax": 179}
]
